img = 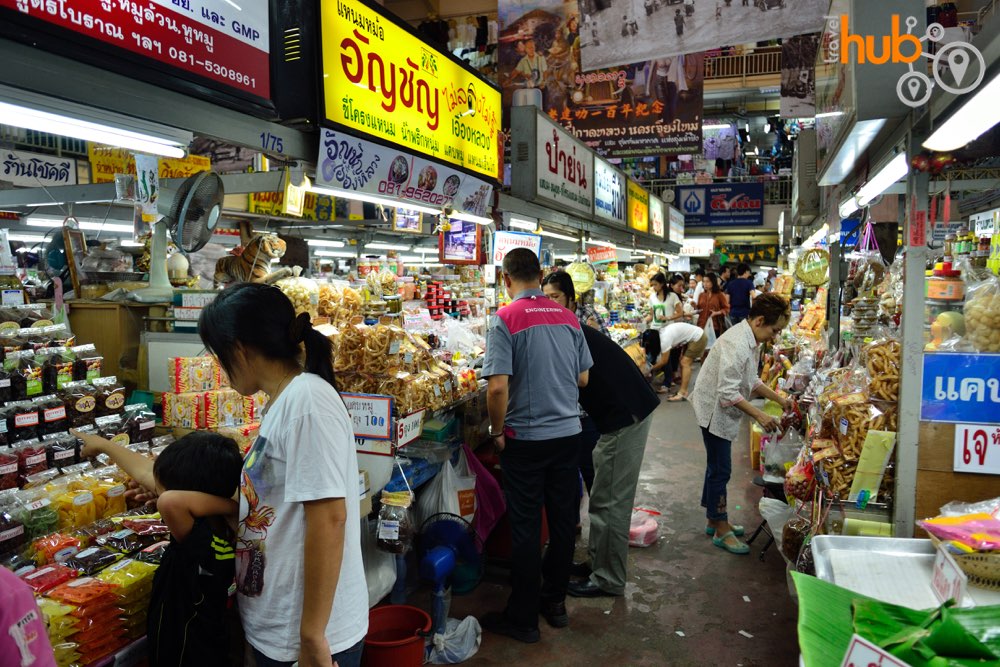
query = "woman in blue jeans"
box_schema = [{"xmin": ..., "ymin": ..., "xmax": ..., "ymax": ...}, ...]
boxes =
[{"xmin": 690, "ymin": 294, "xmax": 793, "ymax": 554}]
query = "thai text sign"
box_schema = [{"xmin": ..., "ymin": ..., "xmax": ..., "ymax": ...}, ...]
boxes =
[
  {"xmin": 535, "ymin": 114, "xmax": 594, "ymax": 216},
  {"xmin": 668, "ymin": 205, "xmax": 684, "ymax": 245},
  {"xmin": 952, "ymin": 423, "xmax": 1000, "ymax": 475},
  {"xmin": 320, "ymin": 0, "xmax": 501, "ymax": 180},
  {"xmin": 316, "ymin": 128, "xmax": 494, "ymax": 217},
  {"xmin": 341, "ymin": 393, "xmax": 393, "ymax": 440},
  {"xmin": 492, "ymin": 231, "xmax": 541, "ymax": 265},
  {"xmin": 921, "ymin": 352, "xmax": 1000, "ymax": 425},
  {"xmin": 2, "ymin": 0, "xmax": 270, "ymax": 98},
  {"xmin": 627, "ymin": 179, "xmax": 649, "ymax": 233},
  {"xmin": 593, "ymin": 157, "xmax": 625, "ymax": 227},
  {"xmin": 586, "ymin": 246, "xmax": 617, "ymax": 264},
  {"xmin": 1, "ymin": 149, "xmax": 76, "ymax": 187},
  {"xmin": 248, "ymin": 191, "xmax": 336, "ymax": 222},
  {"xmin": 675, "ymin": 183, "xmax": 765, "ymax": 227},
  {"xmin": 649, "ymin": 195, "xmax": 664, "ymax": 238},
  {"xmin": 87, "ymin": 144, "xmax": 210, "ymax": 184}
]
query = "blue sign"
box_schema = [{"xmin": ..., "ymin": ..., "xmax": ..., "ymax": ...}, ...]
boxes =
[
  {"xmin": 674, "ymin": 183, "xmax": 765, "ymax": 227},
  {"xmin": 839, "ymin": 219, "xmax": 861, "ymax": 246},
  {"xmin": 921, "ymin": 352, "xmax": 1000, "ymax": 425}
]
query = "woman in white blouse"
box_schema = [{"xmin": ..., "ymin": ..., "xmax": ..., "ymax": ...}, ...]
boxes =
[{"xmin": 690, "ymin": 294, "xmax": 793, "ymax": 555}]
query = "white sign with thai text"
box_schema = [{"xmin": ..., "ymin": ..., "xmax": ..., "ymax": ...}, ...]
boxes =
[{"xmin": 1, "ymin": 149, "xmax": 77, "ymax": 187}]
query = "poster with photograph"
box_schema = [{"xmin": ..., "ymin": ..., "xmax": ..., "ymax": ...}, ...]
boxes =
[
  {"xmin": 781, "ymin": 33, "xmax": 819, "ymax": 118},
  {"xmin": 440, "ymin": 219, "xmax": 483, "ymax": 265},
  {"xmin": 578, "ymin": 0, "xmax": 828, "ymax": 71},
  {"xmin": 393, "ymin": 209, "xmax": 423, "ymax": 234}
]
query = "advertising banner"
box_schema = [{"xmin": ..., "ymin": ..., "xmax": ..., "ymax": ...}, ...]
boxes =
[
  {"xmin": 627, "ymin": 178, "xmax": 648, "ymax": 233},
  {"xmin": 593, "ymin": 157, "xmax": 626, "ymax": 226},
  {"xmin": 316, "ymin": 128, "xmax": 494, "ymax": 218},
  {"xmin": 578, "ymin": 0, "xmax": 828, "ymax": 70},
  {"xmin": 668, "ymin": 205, "xmax": 685, "ymax": 246},
  {"xmin": 248, "ymin": 192, "xmax": 337, "ymax": 222},
  {"xmin": 88, "ymin": 144, "xmax": 210, "ymax": 184},
  {"xmin": 2, "ymin": 0, "xmax": 270, "ymax": 98},
  {"xmin": 675, "ymin": 183, "xmax": 765, "ymax": 227},
  {"xmin": 921, "ymin": 353, "xmax": 1000, "ymax": 425},
  {"xmin": 649, "ymin": 195, "xmax": 664, "ymax": 238},
  {"xmin": 1, "ymin": 149, "xmax": 76, "ymax": 187},
  {"xmin": 586, "ymin": 245, "xmax": 617, "ymax": 263},
  {"xmin": 320, "ymin": 0, "xmax": 502, "ymax": 181},
  {"xmin": 781, "ymin": 33, "xmax": 819, "ymax": 118},
  {"xmin": 493, "ymin": 230, "xmax": 542, "ymax": 265}
]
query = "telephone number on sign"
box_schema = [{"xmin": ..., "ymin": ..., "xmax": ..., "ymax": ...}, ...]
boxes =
[{"xmin": 166, "ymin": 47, "xmax": 257, "ymax": 89}]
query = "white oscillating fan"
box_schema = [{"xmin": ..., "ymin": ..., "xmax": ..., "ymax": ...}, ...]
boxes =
[{"xmin": 132, "ymin": 171, "xmax": 223, "ymax": 302}]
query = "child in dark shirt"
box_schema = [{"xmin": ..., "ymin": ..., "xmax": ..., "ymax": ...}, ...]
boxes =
[{"xmin": 75, "ymin": 430, "xmax": 243, "ymax": 667}]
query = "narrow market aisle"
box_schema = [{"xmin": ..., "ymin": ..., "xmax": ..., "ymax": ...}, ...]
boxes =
[{"xmin": 455, "ymin": 397, "xmax": 801, "ymax": 666}]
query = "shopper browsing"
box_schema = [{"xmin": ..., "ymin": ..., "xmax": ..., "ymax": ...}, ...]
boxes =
[
  {"xmin": 645, "ymin": 322, "xmax": 708, "ymax": 401},
  {"xmin": 698, "ymin": 271, "xmax": 731, "ymax": 334},
  {"xmin": 1, "ymin": 566, "xmax": 57, "ymax": 667},
  {"xmin": 542, "ymin": 270, "xmax": 609, "ymax": 335},
  {"xmin": 199, "ymin": 283, "xmax": 367, "ymax": 667},
  {"xmin": 75, "ymin": 430, "xmax": 243, "ymax": 667},
  {"xmin": 481, "ymin": 248, "xmax": 593, "ymax": 642},
  {"xmin": 691, "ymin": 294, "xmax": 793, "ymax": 555},
  {"xmin": 646, "ymin": 273, "xmax": 673, "ymax": 331},
  {"xmin": 725, "ymin": 263, "xmax": 755, "ymax": 325},
  {"xmin": 567, "ymin": 326, "xmax": 659, "ymax": 598}
]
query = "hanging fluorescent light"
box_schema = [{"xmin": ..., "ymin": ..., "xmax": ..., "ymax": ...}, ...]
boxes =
[
  {"xmin": 450, "ymin": 211, "xmax": 493, "ymax": 225},
  {"xmin": 586, "ymin": 239, "xmax": 616, "ymax": 248},
  {"xmin": 857, "ymin": 153, "xmax": 908, "ymax": 206},
  {"xmin": 539, "ymin": 228, "xmax": 579, "ymax": 242},
  {"xmin": 6, "ymin": 234, "xmax": 47, "ymax": 243},
  {"xmin": 308, "ymin": 184, "xmax": 441, "ymax": 216},
  {"xmin": 27, "ymin": 219, "xmax": 134, "ymax": 233},
  {"xmin": 839, "ymin": 196, "xmax": 859, "ymax": 218},
  {"xmin": 315, "ymin": 250, "xmax": 357, "ymax": 258},
  {"xmin": 815, "ymin": 111, "xmax": 845, "ymax": 119},
  {"xmin": 508, "ymin": 218, "xmax": 539, "ymax": 232},
  {"xmin": 0, "ymin": 84, "xmax": 191, "ymax": 158},
  {"xmin": 923, "ymin": 71, "xmax": 1000, "ymax": 152},
  {"xmin": 120, "ymin": 240, "xmax": 144, "ymax": 247},
  {"xmin": 307, "ymin": 239, "xmax": 346, "ymax": 248},
  {"xmin": 365, "ymin": 242, "xmax": 412, "ymax": 251},
  {"xmin": 703, "ymin": 123, "xmax": 732, "ymax": 130}
]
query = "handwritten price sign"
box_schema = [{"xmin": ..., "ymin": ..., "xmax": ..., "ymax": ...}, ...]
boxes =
[
  {"xmin": 840, "ymin": 635, "xmax": 913, "ymax": 667},
  {"xmin": 396, "ymin": 410, "xmax": 425, "ymax": 449},
  {"xmin": 953, "ymin": 423, "xmax": 1000, "ymax": 475},
  {"xmin": 931, "ymin": 544, "xmax": 967, "ymax": 606},
  {"xmin": 342, "ymin": 393, "xmax": 394, "ymax": 440}
]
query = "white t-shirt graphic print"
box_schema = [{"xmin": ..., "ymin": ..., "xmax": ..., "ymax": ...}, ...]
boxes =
[{"xmin": 238, "ymin": 373, "xmax": 367, "ymax": 661}]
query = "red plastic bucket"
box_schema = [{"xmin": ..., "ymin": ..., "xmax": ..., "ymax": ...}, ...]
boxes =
[{"xmin": 362, "ymin": 605, "xmax": 431, "ymax": 667}]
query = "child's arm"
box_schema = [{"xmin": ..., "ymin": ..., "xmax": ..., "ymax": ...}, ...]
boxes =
[
  {"xmin": 72, "ymin": 430, "xmax": 157, "ymax": 494},
  {"xmin": 156, "ymin": 491, "xmax": 238, "ymax": 542}
]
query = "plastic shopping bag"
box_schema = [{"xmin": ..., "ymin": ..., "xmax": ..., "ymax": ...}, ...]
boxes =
[
  {"xmin": 416, "ymin": 450, "xmax": 477, "ymax": 527},
  {"xmin": 463, "ymin": 444, "xmax": 505, "ymax": 546},
  {"xmin": 426, "ymin": 616, "xmax": 482, "ymax": 664},
  {"xmin": 703, "ymin": 321, "xmax": 718, "ymax": 350},
  {"xmin": 628, "ymin": 508, "xmax": 660, "ymax": 547}
]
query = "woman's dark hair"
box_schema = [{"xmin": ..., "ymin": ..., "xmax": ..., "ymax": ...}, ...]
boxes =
[
  {"xmin": 199, "ymin": 282, "xmax": 336, "ymax": 389},
  {"xmin": 650, "ymin": 273, "xmax": 667, "ymax": 295},
  {"xmin": 705, "ymin": 272, "xmax": 722, "ymax": 294},
  {"xmin": 669, "ymin": 274, "xmax": 685, "ymax": 289},
  {"xmin": 153, "ymin": 432, "xmax": 243, "ymax": 497},
  {"xmin": 542, "ymin": 271, "xmax": 576, "ymax": 302},
  {"xmin": 641, "ymin": 328, "xmax": 661, "ymax": 360},
  {"xmin": 749, "ymin": 293, "xmax": 791, "ymax": 325},
  {"xmin": 694, "ymin": 268, "xmax": 705, "ymax": 278}
]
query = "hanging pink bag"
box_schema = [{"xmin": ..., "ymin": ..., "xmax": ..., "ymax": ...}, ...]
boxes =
[{"xmin": 463, "ymin": 443, "xmax": 505, "ymax": 547}]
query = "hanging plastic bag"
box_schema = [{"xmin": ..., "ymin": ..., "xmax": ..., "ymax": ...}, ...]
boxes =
[
  {"xmin": 361, "ymin": 516, "xmax": 396, "ymax": 607},
  {"xmin": 426, "ymin": 616, "xmax": 482, "ymax": 664},
  {"xmin": 762, "ymin": 429, "xmax": 802, "ymax": 481},
  {"xmin": 415, "ymin": 452, "xmax": 477, "ymax": 527},
  {"xmin": 758, "ymin": 497, "xmax": 793, "ymax": 554},
  {"xmin": 703, "ymin": 320, "xmax": 718, "ymax": 350},
  {"xmin": 463, "ymin": 444, "xmax": 504, "ymax": 546}
]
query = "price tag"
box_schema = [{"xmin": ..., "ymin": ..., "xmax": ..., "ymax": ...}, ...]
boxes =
[
  {"xmin": 341, "ymin": 393, "xmax": 394, "ymax": 440},
  {"xmin": 931, "ymin": 544, "xmax": 967, "ymax": 606},
  {"xmin": 396, "ymin": 410, "xmax": 425, "ymax": 449},
  {"xmin": 355, "ymin": 437, "xmax": 394, "ymax": 457},
  {"xmin": 1, "ymin": 289, "xmax": 24, "ymax": 306},
  {"xmin": 840, "ymin": 634, "xmax": 913, "ymax": 667},
  {"xmin": 953, "ymin": 423, "xmax": 1000, "ymax": 475}
]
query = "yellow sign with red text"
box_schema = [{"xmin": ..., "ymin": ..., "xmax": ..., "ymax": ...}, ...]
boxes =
[
  {"xmin": 627, "ymin": 179, "xmax": 649, "ymax": 233},
  {"xmin": 87, "ymin": 145, "xmax": 210, "ymax": 184},
  {"xmin": 320, "ymin": 0, "xmax": 501, "ymax": 180}
]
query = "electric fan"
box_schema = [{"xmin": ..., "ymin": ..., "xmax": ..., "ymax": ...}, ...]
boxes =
[
  {"xmin": 418, "ymin": 513, "xmax": 483, "ymax": 637},
  {"xmin": 132, "ymin": 171, "xmax": 223, "ymax": 302}
]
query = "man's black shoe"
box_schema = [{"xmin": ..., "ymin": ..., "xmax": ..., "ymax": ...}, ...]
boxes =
[
  {"xmin": 480, "ymin": 612, "xmax": 540, "ymax": 643},
  {"xmin": 570, "ymin": 561, "xmax": 592, "ymax": 578},
  {"xmin": 567, "ymin": 579, "xmax": 620, "ymax": 598},
  {"xmin": 540, "ymin": 600, "xmax": 569, "ymax": 628}
]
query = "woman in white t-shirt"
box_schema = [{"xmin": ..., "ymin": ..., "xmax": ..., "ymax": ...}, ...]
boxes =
[{"xmin": 199, "ymin": 283, "xmax": 368, "ymax": 667}]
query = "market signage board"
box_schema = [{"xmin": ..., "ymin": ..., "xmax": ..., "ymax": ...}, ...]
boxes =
[
  {"xmin": 920, "ymin": 353, "xmax": 1000, "ymax": 425},
  {"xmin": 586, "ymin": 246, "xmax": 616, "ymax": 264},
  {"xmin": 492, "ymin": 230, "xmax": 541, "ymax": 265},
  {"xmin": 319, "ymin": 0, "xmax": 501, "ymax": 181},
  {"xmin": 952, "ymin": 423, "xmax": 1000, "ymax": 475},
  {"xmin": 341, "ymin": 393, "xmax": 393, "ymax": 440},
  {"xmin": 627, "ymin": 179, "xmax": 649, "ymax": 233},
  {"xmin": 839, "ymin": 635, "xmax": 913, "ymax": 667},
  {"xmin": 680, "ymin": 238, "xmax": 714, "ymax": 257},
  {"xmin": 2, "ymin": 0, "xmax": 270, "ymax": 99},
  {"xmin": 675, "ymin": 183, "xmax": 765, "ymax": 227},
  {"xmin": 315, "ymin": 128, "xmax": 494, "ymax": 218},
  {"xmin": 510, "ymin": 106, "xmax": 594, "ymax": 218},
  {"xmin": 649, "ymin": 195, "xmax": 665, "ymax": 239},
  {"xmin": 396, "ymin": 409, "xmax": 425, "ymax": 448},
  {"xmin": 593, "ymin": 157, "xmax": 626, "ymax": 227},
  {"xmin": 1, "ymin": 150, "xmax": 77, "ymax": 187},
  {"xmin": 248, "ymin": 192, "xmax": 336, "ymax": 222},
  {"xmin": 668, "ymin": 205, "xmax": 684, "ymax": 246},
  {"xmin": 87, "ymin": 145, "xmax": 210, "ymax": 184}
]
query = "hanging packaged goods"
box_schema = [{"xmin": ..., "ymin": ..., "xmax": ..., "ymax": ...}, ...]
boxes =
[{"xmin": 319, "ymin": 0, "xmax": 502, "ymax": 181}]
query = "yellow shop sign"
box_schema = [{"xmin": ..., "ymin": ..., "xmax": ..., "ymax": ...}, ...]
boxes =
[
  {"xmin": 320, "ymin": 0, "xmax": 501, "ymax": 181},
  {"xmin": 627, "ymin": 179, "xmax": 649, "ymax": 233},
  {"xmin": 248, "ymin": 191, "xmax": 336, "ymax": 222},
  {"xmin": 87, "ymin": 145, "xmax": 210, "ymax": 184}
]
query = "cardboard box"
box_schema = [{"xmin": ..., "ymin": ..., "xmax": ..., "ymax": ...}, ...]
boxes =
[{"xmin": 358, "ymin": 470, "xmax": 372, "ymax": 517}]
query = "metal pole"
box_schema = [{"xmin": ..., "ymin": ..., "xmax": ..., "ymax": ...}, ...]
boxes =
[{"xmin": 894, "ymin": 133, "xmax": 928, "ymax": 538}]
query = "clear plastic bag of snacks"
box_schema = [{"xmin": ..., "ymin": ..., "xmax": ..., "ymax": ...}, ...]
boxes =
[
  {"xmin": 276, "ymin": 271, "xmax": 319, "ymax": 319},
  {"xmin": 17, "ymin": 486, "xmax": 59, "ymax": 539},
  {"xmin": 20, "ymin": 562, "xmax": 78, "ymax": 593},
  {"xmin": 70, "ymin": 344, "xmax": 103, "ymax": 382},
  {"xmin": 92, "ymin": 377, "xmax": 126, "ymax": 418},
  {"xmin": 33, "ymin": 532, "xmax": 81, "ymax": 564},
  {"xmin": 47, "ymin": 576, "xmax": 120, "ymax": 607},
  {"xmin": 64, "ymin": 545, "xmax": 123, "ymax": 576}
]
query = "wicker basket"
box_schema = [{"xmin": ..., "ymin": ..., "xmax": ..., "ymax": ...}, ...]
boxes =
[{"xmin": 929, "ymin": 536, "xmax": 1000, "ymax": 591}]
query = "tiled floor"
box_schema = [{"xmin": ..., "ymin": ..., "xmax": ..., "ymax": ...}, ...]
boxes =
[{"xmin": 446, "ymin": 396, "xmax": 801, "ymax": 666}]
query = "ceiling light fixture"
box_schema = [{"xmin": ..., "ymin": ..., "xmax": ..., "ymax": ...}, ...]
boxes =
[
  {"xmin": 308, "ymin": 184, "xmax": 441, "ymax": 216},
  {"xmin": 539, "ymin": 228, "xmax": 579, "ymax": 242},
  {"xmin": 508, "ymin": 218, "xmax": 539, "ymax": 232},
  {"xmin": 0, "ymin": 84, "xmax": 192, "ymax": 158},
  {"xmin": 703, "ymin": 123, "xmax": 732, "ymax": 130},
  {"xmin": 314, "ymin": 250, "xmax": 358, "ymax": 258},
  {"xmin": 365, "ymin": 242, "xmax": 412, "ymax": 251},
  {"xmin": 586, "ymin": 239, "xmax": 616, "ymax": 248},
  {"xmin": 306, "ymin": 239, "xmax": 346, "ymax": 248},
  {"xmin": 857, "ymin": 153, "xmax": 908, "ymax": 207},
  {"xmin": 450, "ymin": 211, "xmax": 494, "ymax": 225},
  {"xmin": 839, "ymin": 196, "xmax": 860, "ymax": 219},
  {"xmin": 27, "ymin": 219, "xmax": 134, "ymax": 233},
  {"xmin": 923, "ymin": 71, "xmax": 1000, "ymax": 152}
]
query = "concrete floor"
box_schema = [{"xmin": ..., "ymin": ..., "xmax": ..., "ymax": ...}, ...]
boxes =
[{"xmin": 451, "ymin": 396, "xmax": 801, "ymax": 666}]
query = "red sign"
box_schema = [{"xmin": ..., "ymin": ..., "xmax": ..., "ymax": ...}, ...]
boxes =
[
  {"xmin": 586, "ymin": 246, "xmax": 617, "ymax": 264},
  {"xmin": 2, "ymin": 0, "xmax": 270, "ymax": 99},
  {"xmin": 909, "ymin": 210, "xmax": 927, "ymax": 247}
]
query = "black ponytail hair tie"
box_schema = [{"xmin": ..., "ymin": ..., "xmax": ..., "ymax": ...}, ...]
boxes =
[{"xmin": 289, "ymin": 312, "xmax": 311, "ymax": 343}]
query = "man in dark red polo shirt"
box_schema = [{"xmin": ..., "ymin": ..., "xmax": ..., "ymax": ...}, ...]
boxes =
[{"xmin": 480, "ymin": 248, "xmax": 593, "ymax": 643}]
